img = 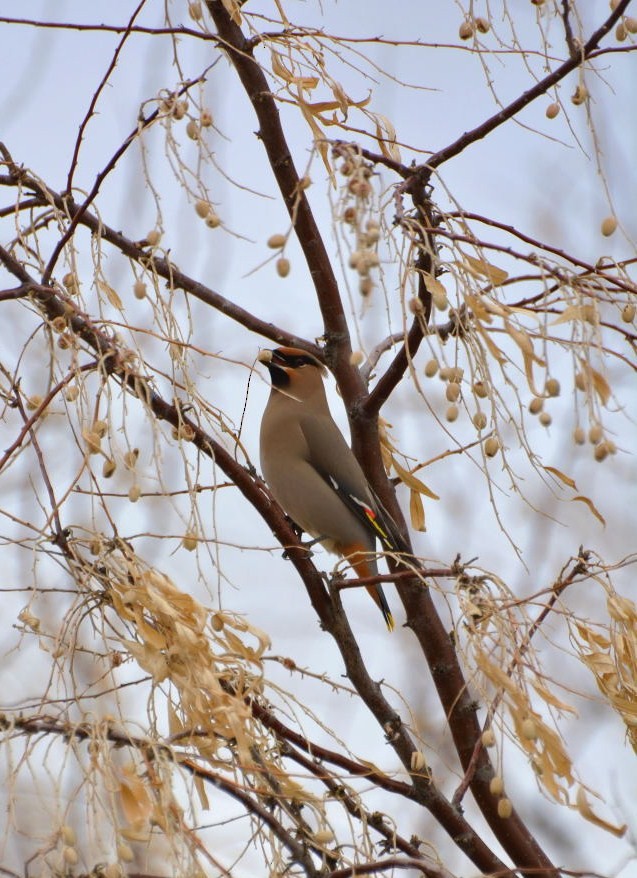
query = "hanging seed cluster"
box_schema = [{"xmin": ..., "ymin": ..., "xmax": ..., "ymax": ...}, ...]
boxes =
[{"xmin": 337, "ymin": 149, "xmax": 381, "ymax": 298}]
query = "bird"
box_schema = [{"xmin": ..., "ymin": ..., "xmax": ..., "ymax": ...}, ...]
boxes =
[{"xmin": 258, "ymin": 345, "xmax": 400, "ymax": 630}]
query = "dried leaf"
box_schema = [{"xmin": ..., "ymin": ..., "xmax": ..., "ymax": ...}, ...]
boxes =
[
  {"xmin": 572, "ymin": 495, "xmax": 606, "ymax": 526},
  {"xmin": 409, "ymin": 489, "xmax": 426, "ymax": 532},
  {"xmin": 462, "ymin": 253, "xmax": 509, "ymax": 285},
  {"xmin": 544, "ymin": 466, "xmax": 577, "ymax": 490},
  {"xmin": 551, "ymin": 304, "xmax": 599, "ymax": 326},
  {"xmin": 591, "ymin": 367, "xmax": 611, "ymax": 406},
  {"xmin": 464, "ymin": 293, "xmax": 493, "ymax": 322},
  {"xmin": 119, "ymin": 765, "xmax": 153, "ymax": 826},
  {"xmin": 532, "ymin": 681, "xmax": 577, "ymax": 715},
  {"xmin": 97, "ymin": 279, "xmax": 123, "ymax": 310},
  {"xmin": 372, "ymin": 112, "xmax": 401, "ymax": 163},
  {"xmin": 392, "ymin": 456, "xmax": 439, "ymax": 500},
  {"xmin": 575, "ymin": 786, "xmax": 626, "ymax": 837}
]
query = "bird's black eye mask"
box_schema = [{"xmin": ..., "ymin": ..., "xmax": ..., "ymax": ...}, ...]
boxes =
[{"xmin": 272, "ymin": 352, "xmax": 316, "ymax": 369}]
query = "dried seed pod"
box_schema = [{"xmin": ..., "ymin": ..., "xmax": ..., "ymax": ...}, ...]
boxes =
[
  {"xmin": 61, "ymin": 826, "xmax": 76, "ymax": 846},
  {"xmin": 484, "ymin": 436, "xmax": 500, "ymax": 458},
  {"xmin": 146, "ymin": 229, "xmax": 161, "ymax": 246},
  {"xmin": 348, "ymin": 177, "xmax": 372, "ymax": 198},
  {"xmin": 588, "ymin": 423, "xmax": 603, "ymax": 445},
  {"xmin": 473, "ymin": 380, "xmax": 488, "ymax": 398},
  {"xmin": 205, "ymin": 212, "xmax": 221, "ymax": 228},
  {"xmin": 594, "ymin": 440, "xmax": 610, "ymax": 462},
  {"xmin": 186, "ymin": 119, "xmax": 200, "ymax": 140},
  {"xmin": 459, "ymin": 20, "xmax": 474, "ymax": 39},
  {"xmin": 65, "ymin": 386, "xmax": 79, "ymax": 402},
  {"xmin": 172, "ymin": 100, "xmax": 188, "ymax": 120},
  {"xmin": 128, "ymin": 484, "xmax": 141, "ymax": 503},
  {"xmin": 473, "ymin": 411, "xmax": 487, "ymax": 430},
  {"xmin": 349, "ymin": 350, "xmax": 365, "ymax": 367},
  {"xmin": 200, "ymin": 108, "xmax": 213, "ymax": 127},
  {"xmin": 62, "ymin": 847, "xmax": 79, "ymax": 866},
  {"xmin": 489, "ymin": 776, "xmax": 504, "ymax": 796},
  {"xmin": 182, "ymin": 531, "xmax": 198, "ymax": 551},
  {"xmin": 276, "ymin": 257, "xmax": 290, "ymax": 278},
  {"xmin": 133, "ymin": 280, "xmax": 147, "ymax": 299},
  {"xmin": 93, "ymin": 419, "xmax": 108, "ymax": 438},
  {"xmin": 26, "ymin": 395, "xmax": 43, "ymax": 411},
  {"xmin": 102, "ymin": 459, "xmax": 116, "ymax": 478},
  {"xmin": 545, "ymin": 102, "xmax": 560, "ymax": 119},
  {"xmin": 625, "ymin": 17, "xmax": 637, "ymax": 33},
  {"xmin": 622, "ymin": 303, "xmax": 636, "ymax": 323},
  {"xmin": 51, "ymin": 315, "xmax": 67, "ymax": 333},
  {"xmin": 364, "ymin": 222, "xmax": 380, "ymax": 244},
  {"xmin": 475, "ymin": 16, "xmax": 490, "ymax": 33},
  {"xmin": 359, "ymin": 277, "xmax": 374, "ymax": 297},
  {"xmin": 601, "ymin": 215, "xmax": 617, "ymax": 237},
  {"xmin": 117, "ymin": 843, "xmax": 134, "ymax": 862},
  {"xmin": 424, "ymin": 358, "xmax": 439, "ymax": 378},
  {"xmin": 539, "ymin": 411, "xmax": 552, "ymax": 427},
  {"xmin": 448, "ymin": 366, "xmax": 464, "ymax": 383},
  {"xmin": 574, "ymin": 372, "xmax": 587, "ymax": 392},
  {"xmin": 497, "ymin": 798, "xmax": 513, "ymax": 819},
  {"xmin": 267, "ymin": 233, "xmax": 286, "ymax": 249},
  {"xmin": 545, "ymin": 377, "xmax": 560, "ymax": 397},
  {"xmin": 408, "ymin": 296, "xmax": 425, "ymax": 314},
  {"xmin": 573, "ymin": 426, "xmax": 586, "ymax": 445},
  {"xmin": 83, "ymin": 430, "xmax": 101, "ymax": 454},
  {"xmin": 188, "ymin": 1, "xmax": 203, "ymax": 20},
  {"xmin": 123, "ymin": 448, "xmax": 139, "ymax": 469},
  {"xmin": 195, "ymin": 199, "xmax": 211, "ymax": 218},
  {"xmin": 481, "ymin": 728, "xmax": 496, "ymax": 747},
  {"xmin": 446, "ymin": 404, "xmax": 459, "ymax": 422},
  {"xmin": 529, "ymin": 397, "xmax": 543, "ymax": 415},
  {"xmin": 446, "ymin": 382, "xmax": 461, "ymax": 403},
  {"xmin": 615, "ymin": 21, "xmax": 627, "ymax": 40},
  {"xmin": 298, "ymin": 175, "xmax": 312, "ymax": 190},
  {"xmin": 571, "ymin": 84, "xmax": 589, "ymax": 105},
  {"xmin": 343, "ymin": 206, "xmax": 357, "ymax": 224}
]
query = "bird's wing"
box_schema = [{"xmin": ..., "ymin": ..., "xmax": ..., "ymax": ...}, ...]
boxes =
[{"xmin": 299, "ymin": 413, "xmax": 404, "ymax": 553}]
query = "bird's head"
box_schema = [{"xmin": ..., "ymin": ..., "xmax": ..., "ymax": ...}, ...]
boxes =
[{"xmin": 258, "ymin": 347, "xmax": 327, "ymax": 396}]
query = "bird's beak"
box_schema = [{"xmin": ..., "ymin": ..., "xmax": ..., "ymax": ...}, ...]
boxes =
[{"xmin": 257, "ymin": 349, "xmax": 274, "ymax": 365}]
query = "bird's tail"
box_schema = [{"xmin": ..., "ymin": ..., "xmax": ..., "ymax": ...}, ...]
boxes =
[{"xmin": 348, "ymin": 549, "xmax": 395, "ymax": 632}]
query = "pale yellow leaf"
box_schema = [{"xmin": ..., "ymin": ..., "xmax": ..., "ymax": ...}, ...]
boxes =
[
  {"xmin": 194, "ymin": 774, "xmax": 210, "ymax": 811},
  {"xmin": 409, "ymin": 489, "xmax": 426, "ymax": 532},
  {"xmin": 119, "ymin": 768, "xmax": 153, "ymax": 826},
  {"xmin": 392, "ymin": 456, "xmax": 440, "ymax": 500},
  {"xmin": 591, "ymin": 367, "xmax": 611, "ymax": 406},
  {"xmin": 532, "ymin": 681, "xmax": 577, "ymax": 715},
  {"xmin": 271, "ymin": 51, "xmax": 295, "ymax": 84},
  {"xmin": 464, "ymin": 293, "xmax": 492, "ymax": 322},
  {"xmin": 474, "ymin": 320, "xmax": 507, "ymax": 364},
  {"xmin": 551, "ymin": 304, "xmax": 599, "ymax": 326},
  {"xmin": 97, "ymin": 279, "xmax": 123, "ymax": 310},
  {"xmin": 463, "ymin": 253, "xmax": 509, "ymax": 285},
  {"xmin": 372, "ymin": 112, "xmax": 401, "ymax": 163},
  {"xmin": 576, "ymin": 786, "xmax": 626, "ymax": 837}
]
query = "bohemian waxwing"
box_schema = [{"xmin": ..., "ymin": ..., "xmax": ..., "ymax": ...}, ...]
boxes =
[{"xmin": 258, "ymin": 346, "xmax": 399, "ymax": 630}]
